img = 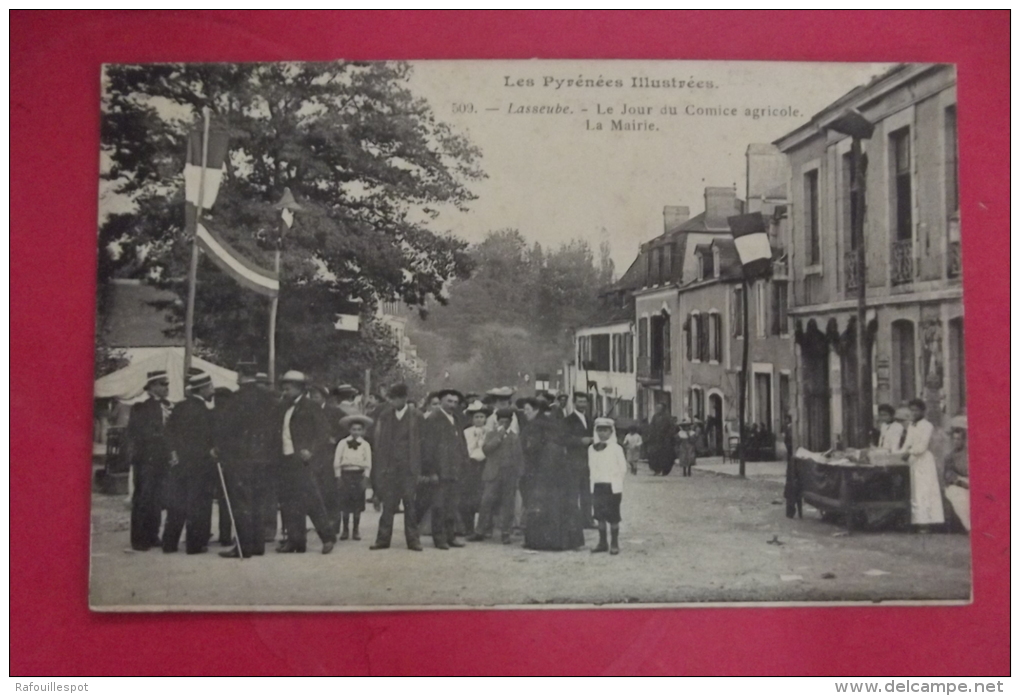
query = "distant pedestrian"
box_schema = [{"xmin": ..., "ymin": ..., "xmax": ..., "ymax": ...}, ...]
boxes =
[
  {"xmin": 622, "ymin": 426, "xmax": 643, "ymax": 475},
  {"xmin": 675, "ymin": 421, "xmax": 696, "ymax": 477},
  {"xmin": 647, "ymin": 402, "xmax": 674, "ymax": 476},
  {"xmin": 588, "ymin": 417, "xmax": 627, "ymax": 555}
]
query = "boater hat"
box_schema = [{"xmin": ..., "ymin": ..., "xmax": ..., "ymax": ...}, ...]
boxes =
[
  {"xmin": 338, "ymin": 414, "xmax": 374, "ymax": 430},
  {"xmin": 145, "ymin": 369, "xmax": 169, "ymax": 386},
  {"xmin": 187, "ymin": 371, "xmax": 213, "ymax": 390},
  {"xmin": 486, "ymin": 386, "xmax": 515, "ymax": 399}
]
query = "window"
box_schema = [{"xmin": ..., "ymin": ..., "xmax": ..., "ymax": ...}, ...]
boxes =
[
  {"xmin": 891, "ymin": 319, "xmax": 916, "ymax": 405},
  {"xmin": 711, "ymin": 312, "xmax": 723, "ymax": 362},
  {"xmin": 697, "ymin": 313, "xmax": 709, "ymax": 361},
  {"xmin": 626, "ymin": 332, "xmax": 634, "ymax": 373},
  {"xmin": 615, "ymin": 399, "xmax": 634, "ymax": 420},
  {"xmin": 756, "ymin": 281, "xmax": 768, "ymax": 338},
  {"xmin": 804, "ymin": 169, "xmax": 820, "ymax": 265},
  {"xmin": 662, "ymin": 314, "xmax": 672, "ymax": 374},
  {"xmin": 890, "ymin": 127, "xmax": 912, "ymax": 242},
  {"xmin": 662, "ymin": 244, "xmax": 673, "ymax": 282},
  {"xmin": 841, "ymin": 152, "xmax": 857, "ymax": 251},
  {"xmin": 771, "ymin": 281, "xmax": 789, "ymax": 336},
  {"xmin": 684, "ymin": 315, "xmax": 692, "ymax": 361},
  {"xmin": 590, "ymin": 334, "xmax": 611, "ymax": 372},
  {"xmin": 779, "ymin": 373, "xmax": 791, "ymax": 424},
  {"xmin": 945, "ymin": 105, "xmax": 959, "ymax": 217},
  {"xmin": 701, "ymin": 250, "xmax": 714, "ymax": 279},
  {"xmin": 689, "ymin": 387, "xmax": 705, "ymax": 422},
  {"xmin": 638, "ymin": 317, "xmax": 648, "ymax": 358},
  {"xmin": 733, "ymin": 287, "xmax": 745, "ymax": 338},
  {"xmin": 690, "ymin": 313, "xmax": 700, "ymax": 361}
]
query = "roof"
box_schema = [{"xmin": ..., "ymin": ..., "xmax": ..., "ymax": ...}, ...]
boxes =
[{"xmin": 101, "ymin": 280, "xmax": 183, "ymax": 348}]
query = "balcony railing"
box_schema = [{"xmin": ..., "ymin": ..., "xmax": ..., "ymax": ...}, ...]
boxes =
[
  {"xmin": 890, "ymin": 239, "xmax": 914, "ymax": 286},
  {"xmin": 947, "ymin": 240, "xmax": 962, "ymax": 279},
  {"xmin": 844, "ymin": 249, "xmax": 862, "ymax": 293}
]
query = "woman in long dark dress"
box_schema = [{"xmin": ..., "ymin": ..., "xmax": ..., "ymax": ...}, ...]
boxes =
[
  {"xmin": 646, "ymin": 402, "xmax": 675, "ymax": 476},
  {"xmin": 520, "ymin": 398, "xmax": 585, "ymax": 551}
]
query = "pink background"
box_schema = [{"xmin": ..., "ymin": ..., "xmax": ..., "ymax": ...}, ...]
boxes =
[{"xmin": 10, "ymin": 10, "xmax": 1009, "ymax": 675}]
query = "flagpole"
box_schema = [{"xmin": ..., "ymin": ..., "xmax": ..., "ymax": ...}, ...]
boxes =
[
  {"xmin": 738, "ymin": 278, "xmax": 749, "ymax": 479},
  {"xmin": 268, "ymin": 245, "xmax": 280, "ymax": 386},
  {"xmin": 183, "ymin": 107, "xmax": 211, "ymax": 390}
]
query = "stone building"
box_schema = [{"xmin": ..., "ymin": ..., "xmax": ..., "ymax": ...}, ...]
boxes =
[{"xmin": 774, "ymin": 63, "xmax": 963, "ymax": 450}]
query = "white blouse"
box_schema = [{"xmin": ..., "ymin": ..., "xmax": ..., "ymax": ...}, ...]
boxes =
[{"xmin": 333, "ymin": 436, "xmax": 372, "ymax": 478}]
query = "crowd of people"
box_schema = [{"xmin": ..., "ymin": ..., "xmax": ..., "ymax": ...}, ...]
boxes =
[{"xmin": 124, "ymin": 364, "xmax": 631, "ymax": 559}]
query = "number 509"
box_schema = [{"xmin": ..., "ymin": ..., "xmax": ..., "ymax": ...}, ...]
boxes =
[{"xmin": 452, "ymin": 103, "xmax": 475, "ymax": 114}]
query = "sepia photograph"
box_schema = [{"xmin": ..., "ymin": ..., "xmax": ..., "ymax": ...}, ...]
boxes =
[{"xmin": 88, "ymin": 59, "xmax": 971, "ymax": 610}]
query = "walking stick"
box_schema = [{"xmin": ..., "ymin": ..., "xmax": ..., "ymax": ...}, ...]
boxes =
[{"xmin": 216, "ymin": 461, "xmax": 244, "ymax": 561}]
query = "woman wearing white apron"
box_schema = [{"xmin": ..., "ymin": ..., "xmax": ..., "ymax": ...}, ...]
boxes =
[{"xmin": 896, "ymin": 398, "xmax": 945, "ymax": 530}]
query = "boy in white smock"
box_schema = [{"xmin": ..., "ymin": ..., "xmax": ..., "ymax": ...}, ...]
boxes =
[{"xmin": 588, "ymin": 417, "xmax": 628, "ymax": 555}]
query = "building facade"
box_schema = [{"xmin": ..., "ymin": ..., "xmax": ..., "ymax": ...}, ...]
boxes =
[{"xmin": 775, "ymin": 63, "xmax": 963, "ymax": 450}]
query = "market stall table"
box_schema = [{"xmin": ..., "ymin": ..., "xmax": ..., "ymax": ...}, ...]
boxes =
[{"xmin": 793, "ymin": 453, "xmax": 910, "ymax": 533}]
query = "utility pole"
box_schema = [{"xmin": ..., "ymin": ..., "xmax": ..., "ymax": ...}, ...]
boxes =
[
  {"xmin": 738, "ymin": 278, "xmax": 750, "ymax": 478},
  {"xmin": 829, "ymin": 109, "xmax": 874, "ymax": 448},
  {"xmin": 183, "ymin": 107, "xmax": 211, "ymax": 391},
  {"xmin": 270, "ymin": 187, "xmax": 302, "ymax": 386}
]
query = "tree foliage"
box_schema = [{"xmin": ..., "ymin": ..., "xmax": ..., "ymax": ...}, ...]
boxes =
[
  {"xmin": 408, "ymin": 229, "xmax": 616, "ymax": 392},
  {"xmin": 98, "ymin": 61, "xmax": 484, "ymax": 381}
]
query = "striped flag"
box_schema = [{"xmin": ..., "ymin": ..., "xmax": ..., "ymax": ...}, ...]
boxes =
[
  {"xmin": 185, "ymin": 128, "xmax": 230, "ymax": 210},
  {"xmin": 727, "ymin": 212, "xmax": 774, "ymax": 280},
  {"xmin": 183, "ymin": 125, "xmax": 279, "ymax": 297},
  {"xmin": 196, "ymin": 221, "xmax": 279, "ymax": 297}
]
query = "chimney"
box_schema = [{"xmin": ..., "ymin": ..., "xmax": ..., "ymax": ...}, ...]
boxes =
[
  {"xmin": 704, "ymin": 186, "xmax": 740, "ymax": 230},
  {"xmin": 663, "ymin": 205, "xmax": 690, "ymax": 234},
  {"xmin": 745, "ymin": 143, "xmax": 788, "ymax": 214}
]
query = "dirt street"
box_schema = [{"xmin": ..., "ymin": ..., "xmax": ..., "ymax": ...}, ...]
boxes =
[{"xmin": 89, "ymin": 465, "xmax": 971, "ymax": 610}]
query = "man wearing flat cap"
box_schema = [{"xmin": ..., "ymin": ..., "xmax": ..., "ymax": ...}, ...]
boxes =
[
  {"xmin": 420, "ymin": 388, "xmax": 469, "ymax": 549},
  {"xmin": 125, "ymin": 369, "xmax": 173, "ymax": 551},
  {"xmin": 275, "ymin": 370, "xmax": 336, "ymax": 554},
  {"xmin": 163, "ymin": 371, "xmax": 219, "ymax": 554}
]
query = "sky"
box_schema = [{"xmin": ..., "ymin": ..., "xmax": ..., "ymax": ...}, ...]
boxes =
[{"xmin": 406, "ymin": 60, "xmax": 893, "ymax": 270}]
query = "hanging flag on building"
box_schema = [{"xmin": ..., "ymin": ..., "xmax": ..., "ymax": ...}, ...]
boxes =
[{"xmin": 727, "ymin": 212, "xmax": 773, "ymax": 280}]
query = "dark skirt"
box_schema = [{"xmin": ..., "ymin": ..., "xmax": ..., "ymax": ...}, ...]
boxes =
[
  {"xmin": 524, "ymin": 461, "xmax": 585, "ymax": 551},
  {"xmin": 592, "ymin": 483, "xmax": 622, "ymax": 524},
  {"xmin": 337, "ymin": 470, "xmax": 366, "ymax": 513}
]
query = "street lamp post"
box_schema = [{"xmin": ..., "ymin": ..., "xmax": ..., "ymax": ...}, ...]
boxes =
[
  {"xmin": 269, "ymin": 187, "xmax": 303, "ymax": 385},
  {"xmin": 828, "ymin": 109, "xmax": 874, "ymax": 448}
]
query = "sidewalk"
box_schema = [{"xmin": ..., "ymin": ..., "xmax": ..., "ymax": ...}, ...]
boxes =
[{"xmin": 694, "ymin": 455, "xmax": 787, "ymax": 483}]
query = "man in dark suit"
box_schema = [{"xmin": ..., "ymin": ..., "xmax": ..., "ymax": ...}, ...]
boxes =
[
  {"xmin": 370, "ymin": 383, "xmax": 424, "ymax": 551},
  {"xmin": 125, "ymin": 369, "xmax": 173, "ymax": 551},
  {"xmin": 163, "ymin": 371, "xmax": 219, "ymax": 554},
  {"xmin": 562, "ymin": 392, "xmax": 596, "ymax": 529},
  {"xmin": 275, "ymin": 370, "xmax": 336, "ymax": 554},
  {"xmin": 420, "ymin": 389, "xmax": 468, "ymax": 549},
  {"xmin": 216, "ymin": 364, "xmax": 277, "ymax": 558}
]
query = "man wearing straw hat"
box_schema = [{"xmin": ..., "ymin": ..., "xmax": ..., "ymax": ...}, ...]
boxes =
[
  {"xmin": 163, "ymin": 370, "xmax": 219, "ymax": 554},
  {"xmin": 125, "ymin": 369, "xmax": 173, "ymax": 551},
  {"xmin": 275, "ymin": 370, "xmax": 336, "ymax": 554}
]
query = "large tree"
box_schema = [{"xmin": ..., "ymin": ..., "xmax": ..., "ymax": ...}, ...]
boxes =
[{"xmin": 98, "ymin": 61, "xmax": 484, "ymax": 380}]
